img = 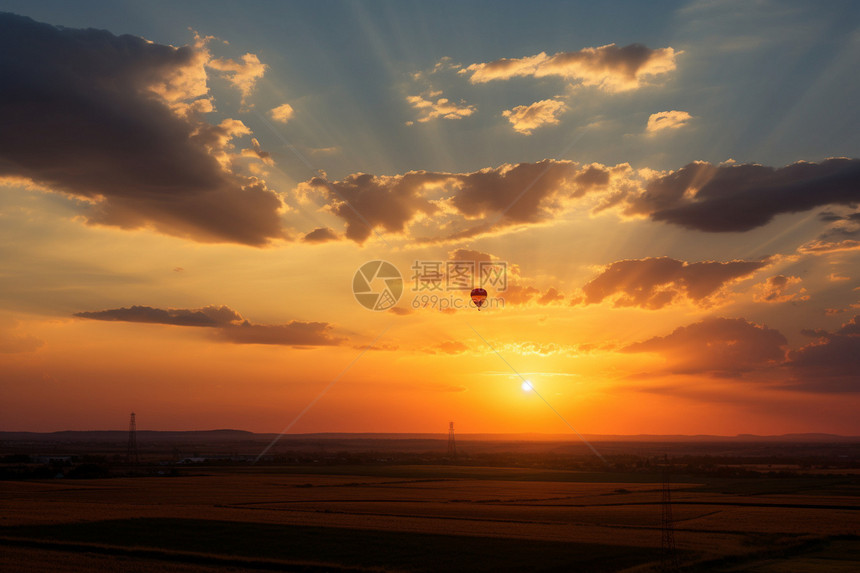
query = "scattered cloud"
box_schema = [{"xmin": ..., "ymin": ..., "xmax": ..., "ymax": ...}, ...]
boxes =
[
  {"xmin": 240, "ymin": 138, "xmax": 274, "ymax": 166},
  {"xmin": 298, "ymin": 155, "xmax": 860, "ymax": 245},
  {"xmin": 462, "ymin": 43, "xmax": 681, "ymax": 92},
  {"xmin": 499, "ymin": 341, "xmax": 564, "ymax": 356},
  {"xmin": 622, "ymin": 317, "xmax": 787, "ymax": 377},
  {"xmin": 406, "ymin": 91, "xmax": 475, "ymax": 123},
  {"xmin": 74, "ymin": 305, "xmax": 344, "ymax": 347},
  {"xmin": 753, "ymin": 275, "xmax": 808, "ymax": 303},
  {"xmin": 298, "ymin": 160, "xmax": 618, "ymax": 244},
  {"xmin": 269, "ymin": 103, "xmax": 295, "ymax": 123},
  {"xmin": 502, "ymin": 99, "xmax": 567, "ymax": 134},
  {"xmin": 576, "ymin": 257, "xmax": 768, "ymax": 309},
  {"xmin": 207, "ymin": 52, "xmax": 266, "ymax": 107},
  {"xmin": 646, "ymin": 110, "xmax": 693, "ymax": 133},
  {"xmin": 0, "ymin": 13, "xmax": 283, "ymax": 246},
  {"xmin": 436, "ymin": 340, "xmax": 469, "ymax": 354},
  {"xmin": 798, "ymin": 239, "xmax": 860, "ymax": 255},
  {"xmin": 798, "ymin": 210, "xmax": 860, "ymax": 254}
]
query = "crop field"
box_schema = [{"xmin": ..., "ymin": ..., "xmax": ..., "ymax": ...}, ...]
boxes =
[{"xmin": 1, "ymin": 465, "xmax": 858, "ymax": 572}]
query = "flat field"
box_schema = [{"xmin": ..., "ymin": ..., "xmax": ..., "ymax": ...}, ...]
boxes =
[{"xmin": 1, "ymin": 465, "xmax": 858, "ymax": 572}]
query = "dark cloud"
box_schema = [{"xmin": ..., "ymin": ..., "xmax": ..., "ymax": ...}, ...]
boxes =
[
  {"xmin": 626, "ymin": 158, "xmax": 860, "ymax": 232},
  {"xmin": 578, "ymin": 257, "xmax": 767, "ymax": 309},
  {"xmin": 622, "ymin": 317, "xmax": 787, "ymax": 377},
  {"xmin": 302, "ymin": 227, "xmax": 339, "ymax": 243},
  {"xmin": 300, "ymin": 171, "xmax": 445, "ymax": 244},
  {"xmin": 74, "ymin": 304, "xmax": 343, "ymax": 347},
  {"xmin": 300, "ymin": 160, "xmax": 615, "ymax": 244},
  {"xmin": 74, "ymin": 305, "xmax": 241, "ymax": 327},
  {"xmin": 0, "ymin": 13, "xmax": 283, "ymax": 245},
  {"xmin": 785, "ymin": 315, "xmax": 860, "ymax": 392}
]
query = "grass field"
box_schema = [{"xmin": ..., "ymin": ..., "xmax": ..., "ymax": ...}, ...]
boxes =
[{"xmin": 1, "ymin": 466, "xmax": 858, "ymax": 571}]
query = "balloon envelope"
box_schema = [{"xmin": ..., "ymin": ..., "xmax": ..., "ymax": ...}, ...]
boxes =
[{"xmin": 470, "ymin": 287, "xmax": 488, "ymax": 308}]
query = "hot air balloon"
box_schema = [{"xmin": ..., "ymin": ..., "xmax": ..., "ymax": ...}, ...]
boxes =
[{"xmin": 470, "ymin": 287, "xmax": 488, "ymax": 310}]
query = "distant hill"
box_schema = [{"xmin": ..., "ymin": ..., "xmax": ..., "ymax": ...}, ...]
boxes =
[{"xmin": 1, "ymin": 430, "xmax": 858, "ymax": 443}]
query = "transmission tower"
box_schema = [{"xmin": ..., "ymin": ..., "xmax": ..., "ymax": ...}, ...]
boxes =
[
  {"xmin": 127, "ymin": 412, "xmax": 139, "ymax": 465},
  {"xmin": 660, "ymin": 455, "xmax": 680, "ymax": 572},
  {"xmin": 447, "ymin": 421, "xmax": 456, "ymax": 459}
]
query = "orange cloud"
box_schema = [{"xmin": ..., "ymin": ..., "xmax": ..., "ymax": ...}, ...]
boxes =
[
  {"xmin": 753, "ymin": 275, "xmax": 808, "ymax": 303},
  {"xmin": 435, "ymin": 341, "xmax": 469, "ymax": 354},
  {"xmin": 577, "ymin": 257, "xmax": 768, "ymax": 309},
  {"xmin": 463, "ymin": 43, "xmax": 681, "ymax": 92},
  {"xmin": 502, "ymin": 99, "xmax": 567, "ymax": 134},
  {"xmin": 798, "ymin": 239, "xmax": 860, "ymax": 254},
  {"xmin": 207, "ymin": 53, "xmax": 266, "ymax": 107},
  {"xmin": 646, "ymin": 110, "xmax": 693, "ymax": 133}
]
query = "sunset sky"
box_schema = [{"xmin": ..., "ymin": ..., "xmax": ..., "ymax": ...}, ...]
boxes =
[{"xmin": 1, "ymin": 1, "xmax": 859, "ymax": 435}]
